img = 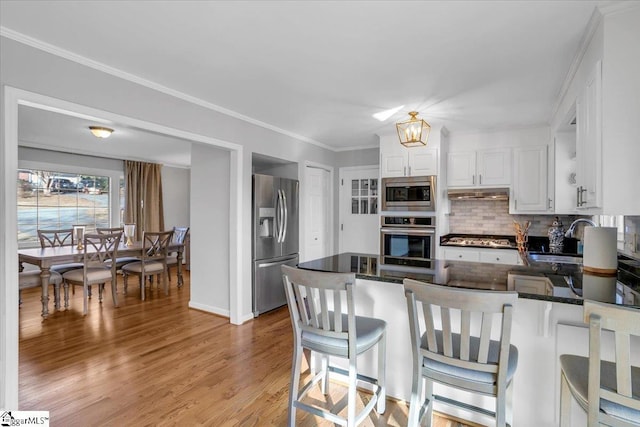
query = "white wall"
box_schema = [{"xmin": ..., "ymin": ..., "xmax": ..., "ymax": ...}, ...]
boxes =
[
  {"xmin": 189, "ymin": 143, "xmax": 230, "ymax": 315},
  {"xmin": 162, "ymin": 166, "xmax": 190, "ymax": 229}
]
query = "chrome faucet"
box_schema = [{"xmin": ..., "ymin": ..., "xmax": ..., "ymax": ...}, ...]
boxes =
[{"xmin": 564, "ymin": 218, "xmax": 597, "ymax": 238}]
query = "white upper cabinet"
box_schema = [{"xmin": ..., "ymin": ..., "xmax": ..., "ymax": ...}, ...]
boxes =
[
  {"xmin": 380, "ymin": 142, "xmax": 437, "ymax": 177},
  {"xmin": 512, "ymin": 145, "xmax": 549, "ymax": 213},
  {"xmin": 575, "ymin": 60, "xmax": 602, "ymax": 210},
  {"xmin": 447, "ymin": 148, "xmax": 511, "ymax": 188}
]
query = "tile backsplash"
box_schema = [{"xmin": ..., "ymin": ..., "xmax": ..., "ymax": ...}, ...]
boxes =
[{"xmin": 448, "ymin": 199, "xmax": 583, "ymax": 237}]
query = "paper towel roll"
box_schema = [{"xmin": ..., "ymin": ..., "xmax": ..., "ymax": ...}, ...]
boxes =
[
  {"xmin": 582, "ymin": 273, "xmax": 617, "ymax": 303},
  {"xmin": 583, "ymin": 227, "xmax": 618, "ymax": 275}
]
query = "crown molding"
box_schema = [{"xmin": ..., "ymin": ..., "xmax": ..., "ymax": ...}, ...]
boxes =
[
  {"xmin": 0, "ymin": 27, "xmax": 337, "ymax": 152},
  {"xmin": 334, "ymin": 142, "xmax": 379, "ymax": 152}
]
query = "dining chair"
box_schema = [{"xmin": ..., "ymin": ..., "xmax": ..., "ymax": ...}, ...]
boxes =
[
  {"xmin": 122, "ymin": 230, "xmax": 174, "ymax": 301},
  {"xmin": 281, "ymin": 265, "xmax": 386, "ymax": 427},
  {"xmin": 403, "ymin": 279, "xmax": 519, "ymax": 427},
  {"xmin": 560, "ymin": 300, "xmax": 640, "ymax": 426},
  {"xmin": 37, "ymin": 228, "xmax": 84, "ymax": 275},
  {"xmin": 61, "ymin": 232, "xmax": 122, "ymax": 315},
  {"xmin": 166, "ymin": 226, "xmax": 189, "ymax": 284},
  {"xmin": 96, "ymin": 226, "xmax": 139, "ymax": 271}
]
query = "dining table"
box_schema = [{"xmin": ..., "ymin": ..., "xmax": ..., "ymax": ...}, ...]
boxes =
[{"xmin": 18, "ymin": 240, "xmax": 185, "ymax": 319}]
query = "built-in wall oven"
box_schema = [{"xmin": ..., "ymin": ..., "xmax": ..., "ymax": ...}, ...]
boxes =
[
  {"xmin": 381, "ymin": 175, "xmax": 436, "ymax": 211},
  {"xmin": 380, "ymin": 216, "xmax": 435, "ymax": 268}
]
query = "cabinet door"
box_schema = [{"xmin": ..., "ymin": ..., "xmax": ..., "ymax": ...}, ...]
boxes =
[
  {"xmin": 507, "ymin": 274, "xmax": 551, "ymax": 296},
  {"xmin": 408, "ymin": 147, "xmax": 438, "ymax": 176},
  {"xmin": 477, "ymin": 148, "xmax": 511, "ymax": 186},
  {"xmin": 512, "ymin": 146, "xmax": 548, "ymax": 212},
  {"xmin": 443, "ymin": 247, "xmax": 480, "ymax": 262},
  {"xmin": 576, "ymin": 60, "xmax": 602, "ymax": 209},
  {"xmin": 380, "ymin": 142, "xmax": 407, "ymax": 178},
  {"xmin": 478, "ymin": 249, "xmax": 520, "ymax": 265},
  {"xmin": 447, "ymin": 152, "xmax": 476, "ymax": 187}
]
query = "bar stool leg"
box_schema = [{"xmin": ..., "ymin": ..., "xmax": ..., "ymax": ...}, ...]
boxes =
[
  {"xmin": 288, "ymin": 343, "xmax": 303, "ymax": 427},
  {"xmin": 377, "ymin": 331, "xmax": 386, "ymax": 414}
]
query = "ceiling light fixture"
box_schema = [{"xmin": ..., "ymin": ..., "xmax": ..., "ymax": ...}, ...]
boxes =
[
  {"xmin": 396, "ymin": 111, "xmax": 430, "ymax": 147},
  {"xmin": 89, "ymin": 126, "xmax": 114, "ymax": 139},
  {"xmin": 373, "ymin": 105, "xmax": 404, "ymax": 121}
]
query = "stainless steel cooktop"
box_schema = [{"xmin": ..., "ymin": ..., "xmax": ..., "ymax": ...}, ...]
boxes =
[{"xmin": 444, "ymin": 236, "xmax": 514, "ymax": 248}]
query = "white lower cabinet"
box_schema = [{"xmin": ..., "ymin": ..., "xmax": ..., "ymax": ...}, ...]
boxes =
[
  {"xmin": 507, "ymin": 273, "xmax": 553, "ymax": 296},
  {"xmin": 443, "ymin": 247, "xmax": 520, "ymax": 265}
]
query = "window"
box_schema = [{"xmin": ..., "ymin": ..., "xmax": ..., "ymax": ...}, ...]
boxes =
[
  {"xmin": 17, "ymin": 169, "xmax": 111, "ymax": 248},
  {"xmin": 596, "ymin": 215, "xmax": 625, "ymax": 242},
  {"xmin": 351, "ymin": 178, "xmax": 378, "ymax": 215}
]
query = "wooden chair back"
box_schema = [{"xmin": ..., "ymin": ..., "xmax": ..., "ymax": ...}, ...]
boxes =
[
  {"xmin": 403, "ymin": 279, "xmax": 518, "ymax": 393},
  {"xmin": 142, "ymin": 231, "xmax": 174, "ymax": 264},
  {"xmin": 584, "ymin": 300, "xmax": 640, "ymax": 425},
  {"xmin": 38, "ymin": 228, "xmax": 74, "ymax": 248},
  {"xmin": 83, "ymin": 232, "xmax": 121, "ymax": 275},
  {"xmin": 96, "ymin": 227, "xmax": 124, "ymax": 235},
  {"xmin": 281, "ymin": 265, "xmax": 357, "ymax": 354}
]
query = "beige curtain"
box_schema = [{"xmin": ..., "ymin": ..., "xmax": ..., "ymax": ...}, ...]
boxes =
[{"xmin": 124, "ymin": 160, "xmax": 164, "ymax": 240}]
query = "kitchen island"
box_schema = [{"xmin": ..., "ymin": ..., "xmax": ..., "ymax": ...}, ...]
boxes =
[{"xmin": 297, "ymin": 253, "xmax": 640, "ymax": 427}]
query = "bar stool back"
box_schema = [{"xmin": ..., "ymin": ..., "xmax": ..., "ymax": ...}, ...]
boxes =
[
  {"xmin": 560, "ymin": 300, "xmax": 640, "ymax": 426},
  {"xmin": 403, "ymin": 279, "xmax": 519, "ymax": 427},
  {"xmin": 281, "ymin": 265, "xmax": 386, "ymax": 427}
]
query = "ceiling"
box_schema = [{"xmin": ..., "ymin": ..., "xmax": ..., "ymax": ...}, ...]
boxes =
[
  {"xmin": 18, "ymin": 105, "xmax": 193, "ymax": 168},
  {"xmin": 1, "ymin": 1, "xmax": 608, "ymax": 154}
]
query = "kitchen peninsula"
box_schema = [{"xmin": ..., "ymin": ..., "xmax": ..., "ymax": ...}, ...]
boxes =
[{"xmin": 298, "ymin": 253, "xmax": 640, "ymax": 426}]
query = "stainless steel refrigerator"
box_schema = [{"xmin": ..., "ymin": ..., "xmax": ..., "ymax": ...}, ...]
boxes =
[{"xmin": 252, "ymin": 174, "xmax": 299, "ymax": 316}]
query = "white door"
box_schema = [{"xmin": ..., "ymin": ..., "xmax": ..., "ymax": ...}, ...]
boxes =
[
  {"xmin": 304, "ymin": 166, "xmax": 330, "ymax": 261},
  {"xmin": 339, "ymin": 166, "xmax": 380, "ymax": 254}
]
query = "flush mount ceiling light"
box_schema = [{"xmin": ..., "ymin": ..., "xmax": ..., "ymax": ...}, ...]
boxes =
[
  {"xmin": 396, "ymin": 111, "xmax": 430, "ymax": 147},
  {"xmin": 373, "ymin": 105, "xmax": 404, "ymax": 121},
  {"xmin": 89, "ymin": 126, "xmax": 114, "ymax": 139}
]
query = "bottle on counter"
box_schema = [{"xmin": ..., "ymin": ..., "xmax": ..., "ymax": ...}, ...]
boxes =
[{"xmin": 548, "ymin": 217, "xmax": 565, "ymax": 254}]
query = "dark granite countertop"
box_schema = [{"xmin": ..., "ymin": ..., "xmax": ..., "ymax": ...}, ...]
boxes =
[{"xmin": 298, "ymin": 252, "xmax": 640, "ymax": 307}]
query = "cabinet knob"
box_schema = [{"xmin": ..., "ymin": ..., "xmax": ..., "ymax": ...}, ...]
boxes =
[{"xmin": 458, "ymin": 255, "xmax": 463, "ymax": 258}]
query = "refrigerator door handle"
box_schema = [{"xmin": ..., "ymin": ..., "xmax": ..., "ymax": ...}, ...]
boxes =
[
  {"xmin": 276, "ymin": 189, "xmax": 285, "ymax": 243},
  {"xmin": 281, "ymin": 189, "xmax": 288, "ymax": 242},
  {"xmin": 275, "ymin": 190, "xmax": 281, "ymax": 243}
]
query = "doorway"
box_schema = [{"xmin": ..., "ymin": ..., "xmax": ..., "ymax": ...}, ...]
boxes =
[
  {"xmin": 1, "ymin": 87, "xmax": 244, "ymax": 408},
  {"xmin": 303, "ymin": 165, "xmax": 331, "ymax": 262},
  {"xmin": 339, "ymin": 166, "xmax": 380, "ymax": 254}
]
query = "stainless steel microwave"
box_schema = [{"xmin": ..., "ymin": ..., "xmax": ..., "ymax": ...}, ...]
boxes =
[{"xmin": 381, "ymin": 176, "xmax": 436, "ymax": 211}]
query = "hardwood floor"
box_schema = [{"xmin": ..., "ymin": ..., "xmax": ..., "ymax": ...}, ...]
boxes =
[{"xmin": 19, "ymin": 272, "xmax": 475, "ymax": 426}]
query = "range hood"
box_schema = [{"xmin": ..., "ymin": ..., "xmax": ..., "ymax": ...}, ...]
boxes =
[{"xmin": 447, "ymin": 188, "xmax": 510, "ymax": 200}]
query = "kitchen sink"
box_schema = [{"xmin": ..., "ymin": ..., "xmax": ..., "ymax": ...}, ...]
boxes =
[{"xmin": 528, "ymin": 253, "xmax": 583, "ymax": 265}]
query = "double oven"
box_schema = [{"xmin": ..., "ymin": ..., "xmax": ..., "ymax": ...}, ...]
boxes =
[{"xmin": 379, "ymin": 175, "xmax": 436, "ymax": 269}]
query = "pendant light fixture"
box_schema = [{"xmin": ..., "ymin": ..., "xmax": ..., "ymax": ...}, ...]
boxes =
[
  {"xmin": 396, "ymin": 111, "xmax": 430, "ymax": 147},
  {"xmin": 89, "ymin": 126, "xmax": 114, "ymax": 139}
]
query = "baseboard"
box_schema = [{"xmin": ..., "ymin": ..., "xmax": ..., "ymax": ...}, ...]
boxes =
[{"xmin": 188, "ymin": 301, "xmax": 229, "ymax": 317}]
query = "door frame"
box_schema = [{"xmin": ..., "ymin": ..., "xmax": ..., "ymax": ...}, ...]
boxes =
[
  {"xmin": 1, "ymin": 86, "xmax": 244, "ymax": 408},
  {"xmin": 300, "ymin": 161, "xmax": 334, "ymax": 262},
  {"xmin": 338, "ymin": 165, "xmax": 379, "ymax": 253}
]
